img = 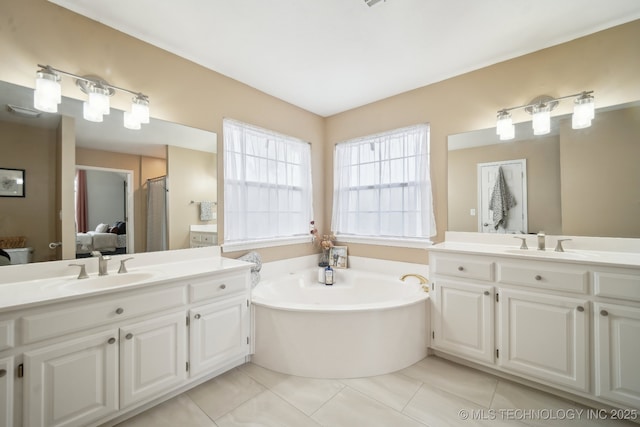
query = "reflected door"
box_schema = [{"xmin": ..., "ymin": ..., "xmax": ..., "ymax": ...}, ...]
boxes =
[{"xmin": 478, "ymin": 159, "xmax": 527, "ymax": 234}]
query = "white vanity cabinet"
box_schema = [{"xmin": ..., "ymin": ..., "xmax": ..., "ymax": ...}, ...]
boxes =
[
  {"xmin": 119, "ymin": 311, "xmax": 188, "ymax": 408},
  {"xmin": 0, "ymin": 356, "xmax": 13, "ymax": 427},
  {"xmin": 432, "ymin": 279, "xmax": 494, "ymax": 364},
  {"xmin": 593, "ymin": 267, "xmax": 640, "ymax": 409},
  {"xmin": 0, "ymin": 261, "xmax": 252, "ymax": 427},
  {"xmin": 429, "ymin": 245, "xmax": 640, "ymax": 411}
]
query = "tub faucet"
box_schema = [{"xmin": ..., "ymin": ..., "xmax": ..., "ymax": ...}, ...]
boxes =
[
  {"xmin": 537, "ymin": 232, "xmax": 546, "ymax": 251},
  {"xmin": 400, "ymin": 274, "xmax": 428, "ymax": 284},
  {"xmin": 91, "ymin": 251, "xmax": 111, "ymax": 276}
]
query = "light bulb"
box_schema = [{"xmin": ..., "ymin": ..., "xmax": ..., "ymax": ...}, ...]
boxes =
[
  {"xmin": 83, "ymin": 101, "xmax": 103, "ymax": 122},
  {"xmin": 34, "ymin": 69, "xmax": 61, "ymax": 113},
  {"xmin": 572, "ymin": 93, "xmax": 595, "ymax": 129},
  {"xmin": 124, "ymin": 111, "xmax": 141, "ymax": 130},
  {"xmin": 131, "ymin": 96, "xmax": 150, "ymax": 124},
  {"xmin": 532, "ymin": 105, "xmax": 551, "ymax": 136},
  {"xmin": 496, "ymin": 111, "xmax": 514, "ymax": 140},
  {"xmin": 88, "ymin": 85, "xmax": 110, "ymax": 115}
]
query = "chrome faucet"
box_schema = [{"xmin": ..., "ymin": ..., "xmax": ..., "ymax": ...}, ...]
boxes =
[
  {"xmin": 537, "ymin": 232, "xmax": 546, "ymax": 251},
  {"xmin": 91, "ymin": 251, "xmax": 111, "ymax": 276}
]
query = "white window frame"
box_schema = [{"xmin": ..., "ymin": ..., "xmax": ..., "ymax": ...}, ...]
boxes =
[
  {"xmin": 331, "ymin": 124, "xmax": 435, "ymax": 248},
  {"xmin": 222, "ymin": 119, "xmax": 313, "ymax": 252}
]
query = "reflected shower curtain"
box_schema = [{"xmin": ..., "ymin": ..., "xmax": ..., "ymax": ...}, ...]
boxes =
[{"xmin": 146, "ymin": 176, "xmax": 168, "ymax": 252}]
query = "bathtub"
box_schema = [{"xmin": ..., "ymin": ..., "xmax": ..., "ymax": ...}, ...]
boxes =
[{"xmin": 251, "ymin": 268, "xmax": 430, "ymax": 378}]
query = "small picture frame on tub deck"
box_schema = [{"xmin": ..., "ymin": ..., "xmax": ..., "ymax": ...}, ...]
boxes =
[
  {"xmin": 329, "ymin": 246, "xmax": 348, "ymax": 269},
  {"xmin": 0, "ymin": 168, "xmax": 25, "ymax": 197}
]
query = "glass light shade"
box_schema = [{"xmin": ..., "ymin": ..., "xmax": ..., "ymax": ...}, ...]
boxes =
[
  {"xmin": 572, "ymin": 95, "xmax": 595, "ymax": 129},
  {"xmin": 496, "ymin": 112, "xmax": 515, "ymax": 140},
  {"xmin": 124, "ymin": 111, "xmax": 141, "ymax": 130},
  {"xmin": 131, "ymin": 100, "xmax": 150, "ymax": 124},
  {"xmin": 34, "ymin": 73, "xmax": 61, "ymax": 113},
  {"xmin": 88, "ymin": 88, "xmax": 110, "ymax": 115},
  {"xmin": 83, "ymin": 101, "xmax": 103, "ymax": 122},
  {"xmin": 532, "ymin": 106, "xmax": 551, "ymax": 135}
]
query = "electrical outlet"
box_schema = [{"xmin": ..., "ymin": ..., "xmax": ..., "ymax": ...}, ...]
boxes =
[{"xmin": 470, "ymin": 208, "xmax": 476, "ymax": 216}]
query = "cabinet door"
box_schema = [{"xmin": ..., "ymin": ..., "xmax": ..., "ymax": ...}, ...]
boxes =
[
  {"xmin": 190, "ymin": 294, "xmax": 250, "ymax": 377},
  {"xmin": 432, "ymin": 280, "xmax": 494, "ymax": 364},
  {"xmin": 120, "ymin": 311, "xmax": 187, "ymax": 408},
  {"xmin": 0, "ymin": 357, "xmax": 13, "ymax": 427},
  {"xmin": 594, "ymin": 302, "xmax": 640, "ymax": 408},
  {"xmin": 23, "ymin": 330, "xmax": 119, "ymax": 427},
  {"xmin": 498, "ymin": 289, "xmax": 588, "ymax": 392}
]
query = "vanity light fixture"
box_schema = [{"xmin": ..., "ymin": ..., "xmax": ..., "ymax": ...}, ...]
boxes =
[
  {"xmin": 496, "ymin": 90, "xmax": 594, "ymax": 140},
  {"xmin": 33, "ymin": 64, "xmax": 150, "ymax": 130}
]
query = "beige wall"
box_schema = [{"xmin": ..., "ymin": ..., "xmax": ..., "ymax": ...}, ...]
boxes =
[
  {"xmin": 326, "ymin": 20, "xmax": 640, "ymax": 263},
  {"xmin": 167, "ymin": 146, "xmax": 217, "ymax": 250},
  {"xmin": 0, "ymin": 120, "xmax": 58, "ymax": 262},
  {"xmin": 448, "ymin": 136, "xmax": 562, "ymax": 235},
  {"xmin": 560, "ymin": 105, "xmax": 640, "ymax": 237},
  {"xmin": 2, "ymin": 0, "xmax": 639, "ymax": 264},
  {"xmin": 0, "ymin": 0, "xmax": 324, "ymax": 263}
]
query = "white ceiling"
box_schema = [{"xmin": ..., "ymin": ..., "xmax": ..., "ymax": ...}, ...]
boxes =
[{"xmin": 50, "ymin": 0, "xmax": 640, "ymax": 117}]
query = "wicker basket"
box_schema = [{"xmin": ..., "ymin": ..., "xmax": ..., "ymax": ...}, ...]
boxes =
[{"xmin": 0, "ymin": 236, "xmax": 26, "ymax": 249}]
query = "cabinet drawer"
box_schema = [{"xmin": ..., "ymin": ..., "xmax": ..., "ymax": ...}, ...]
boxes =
[
  {"xmin": 0, "ymin": 319, "xmax": 14, "ymax": 351},
  {"xmin": 190, "ymin": 233, "xmax": 202, "ymax": 243},
  {"xmin": 432, "ymin": 255, "xmax": 494, "ymax": 281},
  {"xmin": 594, "ymin": 269, "xmax": 640, "ymax": 302},
  {"xmin": 189, "ymin": 272, "xmax": 248, "ymax": 303},
  {"xmin": 21, "ymin": 285, "xmax": 187, "ymax": 344},
  {"xmin": 497, "ymin": 261, "xmax": 588, "ymax": 294}
]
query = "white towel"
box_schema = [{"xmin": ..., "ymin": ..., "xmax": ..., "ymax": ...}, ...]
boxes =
[
  {"xmin": 488, "ymin": 167, "xmax": 516, "ymax": 230},
  {"xmin": 200, "ymin": 201, "xmax": 214, "ymax": 221}
]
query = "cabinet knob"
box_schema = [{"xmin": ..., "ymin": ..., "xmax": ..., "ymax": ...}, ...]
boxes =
[
  {"xmin": 125, "ymin": 333, "xmax": 133, "ymax": 340},
  {"xmin": 457, "ymin": 266, "xmax": 464, "ymax": 272},
  {"xmin": 115, "ymin": 307, "xmax": 124, "ymax": 315},
  {"xmin": 484, "ymin": 291, "xmax": 490, "ymax": 296},
  {"xmin": 194, "ymin": 314, "xmax": 201, "ymax": 319},
  {"xmin": 601, "ymin": 310, "xmax": 609, "ymax": 317},
  {"xmin": 220, "ymin": 284, "xmax": 227, "ymax": 290},
  {"xmin": 534, "ymin": 275, "xmax": 542, "ymax": 281},
  {"xmin": 577, "ymin": 306, "xmax": 584, "ymax": 312},
  {"xmin": 108, "ymin": 337, "xmax": 116, "ymax": 344},
  {"xmin": 0, "ymin": 369, "xmax": 6, "ymax": 377}
]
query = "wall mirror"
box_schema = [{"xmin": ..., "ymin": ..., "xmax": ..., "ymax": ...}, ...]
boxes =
[
  {"xmin": 0, "ymin": 80, "xmax": 217, "ymax": 263},
  {"xmin": 448, "ymin": 101, "xmax": 640, "ymax": 238}
]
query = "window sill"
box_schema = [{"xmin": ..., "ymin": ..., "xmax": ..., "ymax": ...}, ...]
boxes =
[
  {"xmin": 334, "ymin": 235, "xmax": 433, "ymax": 249},
  {"xmin": 222, "ymin": 236, "xmax": 311, "ymax": 253}
]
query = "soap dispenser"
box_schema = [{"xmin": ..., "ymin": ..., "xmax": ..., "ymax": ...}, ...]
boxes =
[{"xmin": 325, "ymin": 265, "xmax": 334, "ymax": 285}]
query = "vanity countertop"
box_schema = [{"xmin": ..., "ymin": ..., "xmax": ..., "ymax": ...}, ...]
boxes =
[
  {"xmin": 0, "ymin": 247, "xmax": 254, "ymax": 312},
  {"xmin": 429, "ymin": 241, "xmax": 640, "ymax": 269}
]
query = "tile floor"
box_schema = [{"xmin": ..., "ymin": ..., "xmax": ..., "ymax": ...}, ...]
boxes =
[{"xmin": 115, "ymin": 356, "xmax": 637, "ymax": 427}]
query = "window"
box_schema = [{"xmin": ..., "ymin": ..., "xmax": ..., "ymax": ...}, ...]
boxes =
[
  {"xmin": 331, "ymin": 124, "xmax": 435, "ymax": 247},
  {"xmin": 223, "ymin": 119, "xmax": 313, "ymax": 250}
]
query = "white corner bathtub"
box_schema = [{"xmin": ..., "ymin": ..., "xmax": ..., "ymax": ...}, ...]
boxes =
[{"xmin": 251, "ymin": 268, "xmax": 430, "ymax": 378}]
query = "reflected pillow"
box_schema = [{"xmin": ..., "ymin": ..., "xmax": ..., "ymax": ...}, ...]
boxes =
[{"xmin": 95, "ymin": 223, "xmax": 109, "ymax": 233}]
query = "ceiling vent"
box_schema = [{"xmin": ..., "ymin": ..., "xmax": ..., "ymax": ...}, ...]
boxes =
[{"xmin": 364, "ymin": 0, "xmax": 385, "ymax": 7}]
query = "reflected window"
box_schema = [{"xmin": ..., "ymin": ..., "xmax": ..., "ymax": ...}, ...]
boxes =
[{"xmin": 223, "ymin": 119, "xmax": 313, "ymax": 249}]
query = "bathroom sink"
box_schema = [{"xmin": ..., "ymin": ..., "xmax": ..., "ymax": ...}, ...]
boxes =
[
  {"xmin": 62, "ymin": 272, "xmax": 158, "ymax": 291},
  {"xmin": 502, "ymin": 249, "xmax": 591, "ymax": 259}
]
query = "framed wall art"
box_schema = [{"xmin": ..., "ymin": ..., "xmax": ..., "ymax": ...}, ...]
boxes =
[{"xmin": 0, "ymin": 168, "xmax": 25, "ymax": 197}]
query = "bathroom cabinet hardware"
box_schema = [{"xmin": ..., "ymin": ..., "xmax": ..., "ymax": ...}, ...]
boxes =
[
  {"xmin": 496, "ymin": 293, "xmax": 499, "ymax": 302},
  {"xmin": 496, "ymin": 349, "xmax": 499, "ymax": 358},
  {"xmin": 220, "ymin": 284, "xmax": 226, "ymax": 289},
  {"xmin": 601, "ymin": 310, "xmax": 609, "ymax": 316},
  {"xmin": 186, "ymin": 362, "xmax": 189, "ymax": 372},
  {"xmin": 186, "ymin": 316, "xmax": 189, "ymax": 326},
  {"xmin": 115, "ymin": 307, "xmax": 124, "ymax": 315},
  {"xmin": 125, "ymin": 333, "xmax": 133, "ymax": 340},
  {"xmin": 17, "ymin": 364, "xmax": 23, "ymax": 378},
  {"xmin": 247, "ymin": 300, "xmax": 249, "ymax": 307},
  {"xmin": 577, "ymin": 306, "xmax": 584, "ymax": 312},
  {"xmin": 247, "ymin": 337, "xmax": 249, "ymax": 344},
  {"xmin": 108, "ymin": 337, "xmax": 116, "ymax": 344},
  {"xmin": 514, "ymin": 236, "xmax": 528, "ymax": 250},
  {"xmin": 194, "ymin": 314, "xmax": 201, "ymax": 319},
  {"xmin": 432, "ymin": 331, "xmax": 435, "ymax": 339},
  {"xmin": 118, "ymin": 257, "xmax": 134, "ymax": 274},
  {"xmin": 535, "ymin": 275, "xmax": 542, "ymax": 281},
  {"xmin": 457, "ymin": 266, "xmax": 464, "ymax": 271},
  {"xmin": 0, "ymin": 369, "xmax": 6, "ymax": 377},
  {"xmin": 484, "ymin": 291, "xmax": 490, "ymax": 296}
]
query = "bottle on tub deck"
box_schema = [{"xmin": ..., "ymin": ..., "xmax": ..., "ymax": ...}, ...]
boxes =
[{"xmin": 325, "ymin": 265, "xmax": 334, "ymax": 285}]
